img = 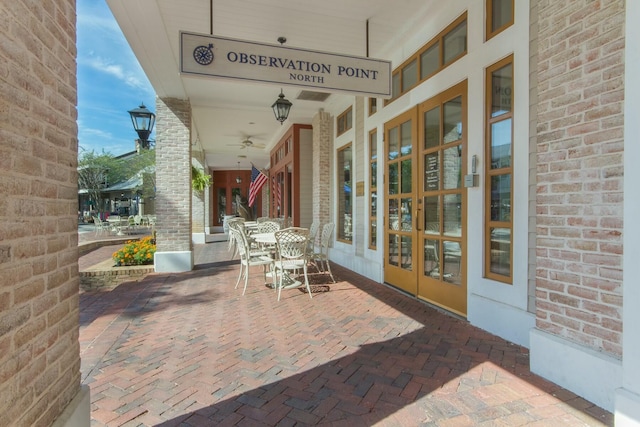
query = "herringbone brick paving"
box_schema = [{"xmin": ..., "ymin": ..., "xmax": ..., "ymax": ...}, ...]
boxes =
[{"xmin": 79, "ymin": 240, "xmax": 613, "ymax": 426}]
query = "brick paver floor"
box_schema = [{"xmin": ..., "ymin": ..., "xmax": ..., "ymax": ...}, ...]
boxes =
[{"xmin": 79, "ymin": 240, "xmax": 614, "ymax": 426}]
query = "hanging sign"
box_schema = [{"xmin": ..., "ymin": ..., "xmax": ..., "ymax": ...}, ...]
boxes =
[{"xmin": 180, "ymin": 31, "xmax": 392, "ymax": 98}]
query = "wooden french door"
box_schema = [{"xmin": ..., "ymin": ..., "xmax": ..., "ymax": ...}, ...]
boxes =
[{"xmin": 384, "ymin": 81, "xmax": 468, "ymax": 316}]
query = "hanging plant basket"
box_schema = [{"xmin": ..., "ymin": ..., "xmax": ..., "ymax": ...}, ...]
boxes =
[{"xmin": 192, "ymin": 166, "xmax": 212, "ymax": 191}]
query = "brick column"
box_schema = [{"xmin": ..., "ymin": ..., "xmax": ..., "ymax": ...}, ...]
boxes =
[
  {"xmin": 531, "ymin": 0, "xmax": 625, "ymax": 412},
  {"xmin": 155, "ymin": 97, "xmax": 193, "ymax": 272},
  {"xmin": 312, "ymin": 109, "xmax": 332, "ymax": 228},
  {"xmin": 0, "ymin": 1, "xmax": 89, "ymax": 425}
]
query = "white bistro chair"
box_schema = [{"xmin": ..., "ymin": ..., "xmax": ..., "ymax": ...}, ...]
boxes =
[
  {"xmin": 273, "ymin": 227, "xmax": 313, "ymax": 301},
  {"xmin": 229, "ymin": 227, "xmax": 273, "ymax": 295},
  {"xmin": 310, "ymin": 222, "xmax": 336, "ymax": 283}
]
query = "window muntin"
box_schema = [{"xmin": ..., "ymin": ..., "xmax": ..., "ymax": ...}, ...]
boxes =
[
  {"xmin": 337, "ymin": 106, "xmax": 353, "ymax": 136},
  {"xmin": 337, "ymin": 144, "xmax": 353, "ymax": 242},
  {"xmin": 485, "ymin": 55, "xmax": 513, "ymax": 283},
  {"xmin": 386, "ymin": 13, "xmax": 467, "ymax": 104},
  {"xmin": 369, "ymin": 130, "xmax": 378, "ymax": 249},
  {"xmin": 487, "ymin": 0, "xmax": 514, "ymax": 40}
]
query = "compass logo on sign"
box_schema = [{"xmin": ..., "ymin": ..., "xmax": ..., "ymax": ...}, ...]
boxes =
[{"xmin": 193, "ymin": 43, "xmax": 214, "ymax": 66}]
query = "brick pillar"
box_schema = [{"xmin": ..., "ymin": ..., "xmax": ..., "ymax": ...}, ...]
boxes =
[
  {"xmin": 312, "ymin": 109, "xmax": 332, "ymax": 228},
  {"xmin": 0, "ymin": 1, "xmax": 90, "ymax": 425},
  {"xmin": 155, "ymin": 97, "xmax": 193, "ymax": 272},
  {"xmin": 531, "ymin": 0, "xmax": 625, "ymax": 412}
]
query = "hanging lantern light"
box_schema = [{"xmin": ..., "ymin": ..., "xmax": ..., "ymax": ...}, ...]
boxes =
[{"xmin": 271, "ymin": 89, "xmax": 292, "ymax": 125}]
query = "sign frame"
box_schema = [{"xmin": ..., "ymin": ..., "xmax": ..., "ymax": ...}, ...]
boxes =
[{"xmin": 180, "ymin": 31, "xmax": 392, "ymax": 99}]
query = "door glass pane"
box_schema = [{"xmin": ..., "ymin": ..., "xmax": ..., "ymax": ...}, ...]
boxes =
[
  {"xmin": 401, "ymin": 159, "xmax": 412, "ymax": 193},
  {"xmin": 388, "ymin": 127, "xmax": 399, "ymax": 160},
  {"xmin": 400, "ymin": 120, "xmax": 412, "ymax": 155},
  {"xmin": 389, "ymin": 198, "xmax": 399, "ymax": 230},
  {"xmin": 443, "ymin": 20, "xmax": 467, "ymax": 64},
  {"xmin": 217, "ymin": 188, "xmax": 226, "ymax": 224},
  {"xmin": 424, "ymin": 239, "xmax": 440, "ymax": 278},
  {"xmin": 420, "ymin": 42, "xmax": 439, "ymax": 79},
  {"xmin": 490, "ymin": 174, "xmax": 511, "ymax": 221},
  {"xmin": 388, "ymin": 162, "xmax": 398, "ymax": 195},
  {"xmin": 491, "ymin": 118, "xmax": 512, "ymax": 169},
  {"xmin": 443, "ymin": 241, "xmax": 461, "ymax": 285},
  {"xmin": 371, "ymin": 161, "xmax": 377, "ymax": 187},
  {"xmin": 371, "ymin": 191, "xmax": 377, "ymax": 216},
  {"xmin": 402, "ymin": 59, "xmax": 417, "ymax": 92},
  {"xmin": 443, "ymin": 96, "xmax": 462, "ymax": 143},
  {"xmin": 232, "ymin": 187, "xmax": 241, "ymax": 214},
  {"xmin": 490, "ymin": 228, "xmax": 511, "ymax": 275},
  {"xmin": 424, "ymin": 107, "xmax": 440, "ymax": 149},
  {"xmin": 424, "ymin": 196, "xmax": 439, "ymax": 234},
  {"xmin": 389, "ymin": 234, "xmax": 399, "ymax": 267},
  {"xmin": 370, "ymin": 221, "xmax": 377, "ymax": 247},
  {"xmin": 401, "ymin": 197, "xmax": 412, "ymax": 231},
  {"xmin": 443, "ymin": 146, "xmax": 462, "ymax": 190},
  {"xmin": 401, "ymin": 236, "xmax": 412, "ymax": 270},
  {"xmin": 443, "ymin": 193, "xmax": 461, "ymax": 237},
  {"xmin": 424, "ymin": 152, "xmax": 440, "ymax": 191}
]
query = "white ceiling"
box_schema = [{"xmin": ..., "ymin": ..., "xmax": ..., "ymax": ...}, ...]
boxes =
[{"xmin": 106, "ymin": 0, "xmax": 436, "ymax": 170}]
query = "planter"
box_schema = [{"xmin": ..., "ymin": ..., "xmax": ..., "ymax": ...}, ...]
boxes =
[{"xmin": 80, "ymin": 259, "xmax": 154, "ymax": 291}]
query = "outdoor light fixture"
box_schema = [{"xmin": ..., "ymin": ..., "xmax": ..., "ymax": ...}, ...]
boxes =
[
  {"xmin": 271, "ymin": 37, "xmax": 292, "ymax": 125},
  {"xmin": 128, "ymin": 103, "xmax": 156, "ymax": 149},
  {"xmin": 272, "ymin": 89, "xmax": 292, "ymax": 125},
  {"xmin": 236, "ymin": 162, "xmax": 242, "ymax": 184}
]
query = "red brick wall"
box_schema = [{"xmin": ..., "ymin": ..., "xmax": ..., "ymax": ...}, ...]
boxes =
[
  {"xmin": 536, "ymin": 0, "xmax": 625, "ymax": 356},
  {"xmin": 0, "ymin": 0, "xmax": 81, "ymax": 424}
]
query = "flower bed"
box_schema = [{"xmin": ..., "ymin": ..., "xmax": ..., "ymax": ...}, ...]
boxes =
[{"xmin": 113, "ymin": 236, "xmax": 156, "ymax": 266}]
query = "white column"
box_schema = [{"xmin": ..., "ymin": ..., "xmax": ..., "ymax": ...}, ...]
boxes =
[{"xmin": 616, "ymin": 2, "xmax": 640, "ymax": 425}]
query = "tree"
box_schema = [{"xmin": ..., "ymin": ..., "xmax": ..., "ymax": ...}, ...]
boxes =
[{"xmin": 78, "ymin": 149, "xmax": 156, "ymax": 216}]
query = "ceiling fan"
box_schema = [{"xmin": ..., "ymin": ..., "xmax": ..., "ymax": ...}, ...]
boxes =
[{"xmin": 227, "ymin": 137, "xmax": 266, "ymax": 150}]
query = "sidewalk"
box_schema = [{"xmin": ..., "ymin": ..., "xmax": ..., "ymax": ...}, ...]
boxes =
[{"xmin": 78, "ymin": 234, "xmax": 614, "ymax": 426}]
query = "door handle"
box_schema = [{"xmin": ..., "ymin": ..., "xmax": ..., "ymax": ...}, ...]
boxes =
[{"xmin": 415, "ymin": 210, "xmax": 421, "ymax": 232}]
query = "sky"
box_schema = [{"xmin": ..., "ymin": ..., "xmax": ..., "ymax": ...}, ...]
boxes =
[{"xmin": 76, "ymin": 0, "xmax": 155, "ymax": 157}]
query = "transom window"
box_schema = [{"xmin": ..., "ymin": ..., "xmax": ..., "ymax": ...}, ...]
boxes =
[
  {"xmin": 486, "ymin": 0, "xmax": 514, "ymax": 40},
  {"xmin": 337, "ymin": 106, "xmax": 353, "ymax": 136},
  {"xmin": 387, "ymin": 13, "xmax": 467, "ymax": 102}
]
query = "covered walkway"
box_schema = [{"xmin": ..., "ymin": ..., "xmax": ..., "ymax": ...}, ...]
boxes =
[{"xmin": 79, "ymin": 241, "xmax": 612, "ymax": 426}]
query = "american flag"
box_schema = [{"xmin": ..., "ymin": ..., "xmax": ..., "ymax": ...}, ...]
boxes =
[{"xmin": 248, "ymin": 165, "xmax": 268, "ymax": 207}]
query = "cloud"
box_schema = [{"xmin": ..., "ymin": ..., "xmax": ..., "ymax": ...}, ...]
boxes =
[{"xmin": 87, "ymin": 57, "xmax": 147, "ymax": 91}]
